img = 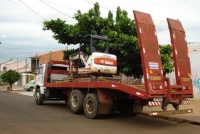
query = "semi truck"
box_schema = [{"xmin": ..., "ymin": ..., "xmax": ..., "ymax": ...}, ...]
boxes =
[{"xmin": 33, "ymin": 10, "xmax": 193, "ymax": 119}]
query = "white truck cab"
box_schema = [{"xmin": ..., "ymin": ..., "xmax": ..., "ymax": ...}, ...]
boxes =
[{"xmin": 33, "ymin": 63, "xmax": 69, "ymax": 105}]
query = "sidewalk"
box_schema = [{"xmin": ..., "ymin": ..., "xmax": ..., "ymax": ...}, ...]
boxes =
[
  {"xmin": 0, "ymin": 85, "xmax": 199, "ymax": 124},
  {"xmin": 0, "ymin": 85, "xmax": 33, "ymax": 96}
]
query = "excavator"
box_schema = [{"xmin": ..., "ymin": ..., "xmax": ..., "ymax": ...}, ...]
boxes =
[{"xmin": 69, "ymin": 34, "xmax": 117, "ymax": 77}]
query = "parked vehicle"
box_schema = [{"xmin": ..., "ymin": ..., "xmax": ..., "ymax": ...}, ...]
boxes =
[
  {"xmin": 33, "ymin": 11, "xmax": 193, "ymax": 119},
  {"xmin": 24, "ymin": 80, "xmax": 35, "ymax": 91}
]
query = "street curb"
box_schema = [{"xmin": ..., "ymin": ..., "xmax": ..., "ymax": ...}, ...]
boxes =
[
  {"xmin": 6, "ymin": 90, "xmax": 33, "ymax": 96},
  {"xmin": 139, "ymin": 113, "xmax": 200, "ymax": 125}
]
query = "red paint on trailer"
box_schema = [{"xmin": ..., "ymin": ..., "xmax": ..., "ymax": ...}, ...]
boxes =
[
  {"xmin": 167, "ymin": 18, "xmax": 193, "ymax": 99},
  {"xmin": 133, "ymin": 10, "xmax": 166, "ymax": 97}
]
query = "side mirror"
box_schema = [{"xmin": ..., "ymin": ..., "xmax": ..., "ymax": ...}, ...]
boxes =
[{"xmin": 48, "ymin": 63, "xmax": 52, "ymax": 69}]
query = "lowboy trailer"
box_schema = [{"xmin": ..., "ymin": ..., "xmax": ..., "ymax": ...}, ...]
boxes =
[{"xmin": 33, "ymin": 11, "xmax": 193, "ymax": 119}]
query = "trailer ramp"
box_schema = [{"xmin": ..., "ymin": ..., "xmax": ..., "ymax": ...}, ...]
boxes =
[
  {"xmin": 133, "ymin": 11, "xmax": 166, "ymax": 98},
  {"xmin": 167, "ymin": 18, "xmax": 193, "ymax": 99}
]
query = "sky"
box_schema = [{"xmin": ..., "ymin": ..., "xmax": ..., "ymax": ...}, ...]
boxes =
[{"xmin": 0, "ymin": 0, "xmax": 200, "ymax": 63}]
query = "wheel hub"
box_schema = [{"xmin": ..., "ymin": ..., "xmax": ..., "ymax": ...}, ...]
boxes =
[
  {"xmin": 86, "ymin": 99, "xmax": 93, "ymax": 114},
  {"xmin": 71, "ymin": 94, "xmax": 78, "ymax": 107}
]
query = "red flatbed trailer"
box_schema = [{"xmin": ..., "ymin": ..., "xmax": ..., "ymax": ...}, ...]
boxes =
[{"xmin": 34, "ymin": 11, "xmax": 193, "ymax": 119}]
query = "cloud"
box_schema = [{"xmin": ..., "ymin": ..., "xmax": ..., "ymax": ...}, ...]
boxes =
[
  {"xmin": 0, "ymin": 34, "xmax": 6, "ymax": 39},
  {"xmin": 0, "ymin": 0, "xmax": 200, "ymax": 63}
]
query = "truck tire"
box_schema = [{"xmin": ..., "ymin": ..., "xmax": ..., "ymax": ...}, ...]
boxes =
[
  {"xmin": 35, "ymin": 88, "xmax": 43, "ymax": 105},
  {"xmin": 69, "ymin": 89, "xmax": 84, "ymax": 114},
  {"xmin": 118, "ymin": 99, "xmax": 133, "ymax": 116},
  {"xmin": 83, "ymin": 93, "xmax": 99, "ymax": 119}
]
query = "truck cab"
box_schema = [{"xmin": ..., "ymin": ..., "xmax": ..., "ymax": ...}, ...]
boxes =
[{"xmin": 33, "ymin": 61, "xmax": 70, "ymax": 105}]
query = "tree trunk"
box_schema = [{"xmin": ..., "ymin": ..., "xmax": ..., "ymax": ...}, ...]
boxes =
[{"xmin": 10, "ymin": 83, "xmax": 12, "ymax": 91}]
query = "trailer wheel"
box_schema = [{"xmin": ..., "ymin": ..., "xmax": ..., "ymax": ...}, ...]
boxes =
[
  {"xmin": 69, "ymin": 89, "xmax": 84, "ymax": 113},
  {"xmin": 83, "ymin": 93, "xmax": 99, "ymax": 119},
  {"xmin": 35, "ymin": 88, "xmax": 43, "ymax": 105},
  {"xmin": 118, "ymin": 99, "xmax": 133, "ymax": 116}
]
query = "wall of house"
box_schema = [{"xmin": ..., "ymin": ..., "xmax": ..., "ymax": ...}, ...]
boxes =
[
  {"xmin": 0, "ymin": 60, "xmax": 34, "ymax": 86},
  {"xmin": 39, "ymin": 50, "xmax": 64, "ymax": 64},
  {"xmin": 30, "ymin": 50, "xmax": 64, "ymax": 72},
  {"xmin": 4, "ymin": 60, "xmax": 26, "ymax": 71},
  {"xmin": 21, "ymin": 73, "xmax": 36, "ymax": 86},
  {"xmin": 0, "ymin": 60, "xmax": 14, "ymax": 73},
  {"xmin": 188, "ymin": 43, "xmax": 200, "ymax": 100}
]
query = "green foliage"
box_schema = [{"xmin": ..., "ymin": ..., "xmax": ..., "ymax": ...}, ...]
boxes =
[
  {"xmin": 159, "ymin": 44, "xmax": 173, "ymax": 76},
  {"xmin": 0, "ymin": 70, "xmax": 20, "ymax": 90},
  {"xmin": 43, "ymin": 2, "xmax": 173, "ymax": 78},
  {"xmin": 63, "ymin": 48, "xmax": 79, "ymax": 60}
]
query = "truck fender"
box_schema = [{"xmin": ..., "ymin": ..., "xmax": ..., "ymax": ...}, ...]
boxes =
[
  {"xmin": 33, "ymin": 86, "xmax": 45, "ymax": 96},
  {"xmin": 39, "ymin": 87, "xmax": 45, "ymax": 94}
]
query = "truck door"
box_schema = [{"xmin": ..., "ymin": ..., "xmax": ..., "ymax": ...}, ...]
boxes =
[{"xmin": 35, "ymin": 65, "xmax": 45, "ymax": 87}]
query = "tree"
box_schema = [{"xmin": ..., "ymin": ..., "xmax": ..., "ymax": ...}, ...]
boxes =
[
  {"xmin": 43, "ymin": 2, "xmax": 173, "ymax": 78},
  {"xmin": 159, "ymin": 44, "xmax": 173, "ymax": 76},
  {"xmin": 0, "ymin": 70, "xmax": 20, "ymax": 90}
]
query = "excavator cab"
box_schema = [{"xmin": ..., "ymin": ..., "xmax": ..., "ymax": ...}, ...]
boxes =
[{"xmin": 69, "ymin": 34, "xmax": 117, "ymax": 76}]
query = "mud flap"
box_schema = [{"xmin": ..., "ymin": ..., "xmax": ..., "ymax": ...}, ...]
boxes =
[{"xmin": 97, "ymin": 89, "xmax": 113, "ymax": 114}]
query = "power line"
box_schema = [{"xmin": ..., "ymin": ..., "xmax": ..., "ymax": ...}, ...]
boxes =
[
  {"xmin": 83, "ymin": 0, "xmax": 168, "ymax": 30},
  {"xmin": 8, "ymin": 0, "xmax": 37, "ymax": 16},
  {"xmin": 83, "ymin": 0, "xmax": 114, "ymax": 12},
  {"xmin": 39, "ymin": 0, "xmax": 73, "ymax": 19},
  {"xmin": 18, "ymin": 0, "xmax": 46, "ymax": 20},
  {"xmin": 41, "ymin": 0, "xmax": 77, "ymax": 11},
  {"xmin": 0, "ymin": 45, "xmax": 69, "ymax": 49},
  {"xmin": 83, "ymin": 0, "xmax": 166, "ymax": 23}
]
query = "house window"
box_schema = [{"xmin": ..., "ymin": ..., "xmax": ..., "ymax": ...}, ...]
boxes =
[{"xmin": 3, "ymin": 67, "xmax": 7, "ymax": 72}]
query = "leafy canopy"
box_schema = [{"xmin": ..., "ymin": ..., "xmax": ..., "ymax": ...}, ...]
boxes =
[
  {"xmin": 43, "ymin": 2, "xmax": 173, "ymax": 78},
  {"xmin": 0, "ymin": 70, "xmax": 20, "ymax": 90}
]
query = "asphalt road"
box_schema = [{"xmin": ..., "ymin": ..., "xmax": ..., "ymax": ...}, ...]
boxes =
[{"xmin": 0, "ymin": 91, "xmax": 200, "ymax": 134}]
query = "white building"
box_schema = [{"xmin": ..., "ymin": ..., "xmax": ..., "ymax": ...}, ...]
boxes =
[
  {"xmin": 0, "ymin": 58, "xmax": 14, "ymax": 73},
  {"xmin": 0, "ymin": 59, "xmax": 35, "ymax": 86},
  {"xmin": 188, "ymin": 42, "xmax": 200, "ymax": 100}
]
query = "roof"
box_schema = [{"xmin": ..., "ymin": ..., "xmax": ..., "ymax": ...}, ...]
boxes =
[
  {"xmin": 2, "ymin": 59, "xmax": 23, "ymax": 66},
  {"xmin": 29, "ymin": 49, "xmax": 64, "ymax": 58},
  {"xmin": 0, "ymin": 58, "xmax": 14, "ymax": 65},
  {"xmin": 12, "ymin": 63, "xmax": 31, "ymax": 73}
]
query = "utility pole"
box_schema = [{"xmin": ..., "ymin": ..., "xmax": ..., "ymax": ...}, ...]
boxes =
[
  {"xmin": 4, "ymin": 63, "xmax": 7, "ymax": 72},
  {"xmin": 25, "ymin": 57, "xmax": 27, "ymax": 73},
  {"xmin": 50, "ymin": 51, "xmax": 52, "ymax": 60},
  {"xmin": 36, "ymin": 53, "xmax": 37, "ymax": 72},
  {"xmin": 17, "ymin": 58, "xmax": 18, "ymax": 71}
]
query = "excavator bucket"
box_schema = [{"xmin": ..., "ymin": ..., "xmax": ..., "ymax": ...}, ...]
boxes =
[
  {"xmin": 167, "ymin": 18, "xmax": 193, "ymax": 98},
  {"xmin": 133, "ymin": 11, "xmax": 166, "ymax": 98}
]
